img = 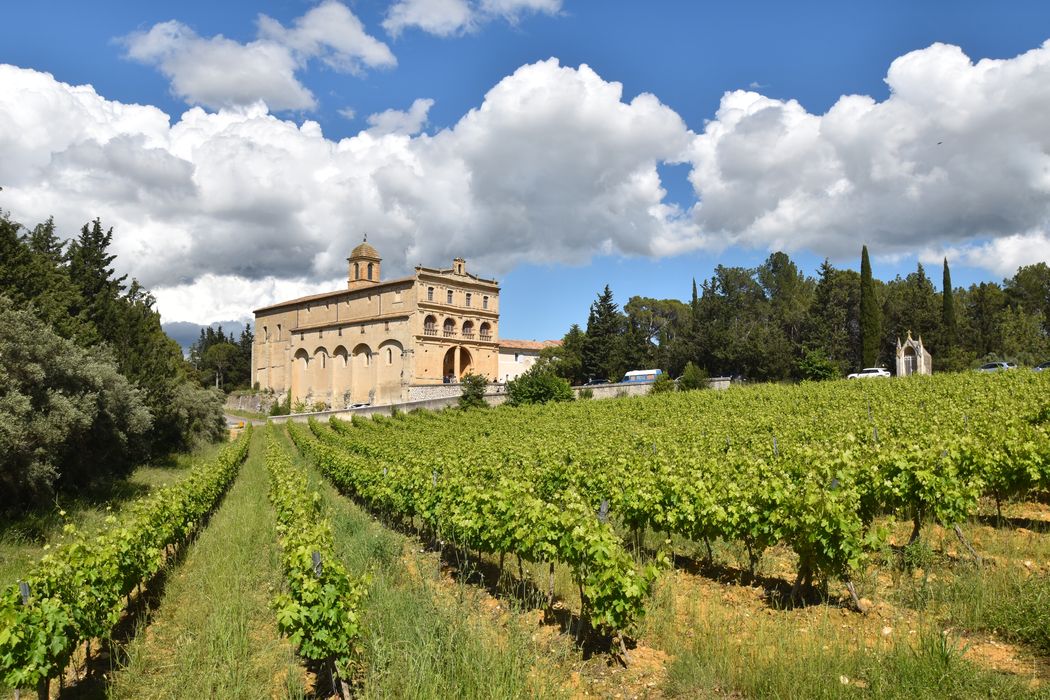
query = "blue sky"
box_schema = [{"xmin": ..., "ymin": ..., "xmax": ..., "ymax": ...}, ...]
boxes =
[{"xmin": 2, "ymin": 1, "xmax": 1050, "ymax": 341}]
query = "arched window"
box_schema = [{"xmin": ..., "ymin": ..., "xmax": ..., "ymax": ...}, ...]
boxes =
[
  {"xmin": 443, "ymin": 318, "xmax": 456, "ymax": 337},
  {"xmin": 424, "ymin": 315, "xmax": 437, "ymax": 336},
  {"xmin": 462, "ymin": 320, "xmax": 474, "ymax": 339},
  {"xmin": 263, "ymin": 326, "xmax": 269, "ymax": 341},
  {"xmin": 367, "ymin": 262, "xmax": 374, "ymax": 280},
  {"xmin": 354, "ymin": 262, "xmax": 359, "ymax": 279},
  {"xmin": 479, "ymin": 322, "xmax": 491, "ymax": 340},
  {"xmin": 386, "ymin": 347, "xmax": 393, "ymax": 364}
]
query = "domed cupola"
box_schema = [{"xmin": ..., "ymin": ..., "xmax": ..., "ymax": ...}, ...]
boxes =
[{"xmin": 347, "ymin": 236, "xmax": 381, "ymax": 290}]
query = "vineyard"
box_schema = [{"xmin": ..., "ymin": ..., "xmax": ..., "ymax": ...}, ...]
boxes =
[{"xmin": 1, "ymin": 371, "xmax": 1049, "ymax": 698}]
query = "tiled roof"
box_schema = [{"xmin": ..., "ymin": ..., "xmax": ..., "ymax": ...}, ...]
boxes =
[{"xmin": 498, "ymin": 339, "xmax": 562, "ymax": 351}]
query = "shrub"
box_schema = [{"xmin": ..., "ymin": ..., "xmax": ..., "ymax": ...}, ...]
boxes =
[
  {"xmin": 507, "ymin": 364, "xmax": 574, "ymax": 406},
  {"xmin": 269, "ymin": 390, "xmax": 291, "ymax": 416},
  {"xmin": 578, "ymin": 388, "xmax": 594, "ymax": 400},
  {"xmin": 459, "ymin": 372, "xmax": 488, "ymax": 410},
  {"xmin": 797, "ymin": 349, "xmax": 840, "ymax": 381},
  {"xmin": 0, "ymin": 297, "xmax": 153, "ymax": 511},
  {"xmin": 651, "ymin": 372, "xmax": 675, "ymax": 394},
  {"xmin": 677, "ymin": 362, "xmax": 709, "ymax": 391}
]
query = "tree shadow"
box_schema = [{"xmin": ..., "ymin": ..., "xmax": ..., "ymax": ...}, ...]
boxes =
[{"xmin": 974, "ymin": 514, "xmax": 1050, "ymax": 533}]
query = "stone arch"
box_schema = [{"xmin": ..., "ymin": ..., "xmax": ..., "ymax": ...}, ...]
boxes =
[
  {"xmin": 291, "ymin": 348, "xmax": 309, "ymax": 403},
  {"xmin": 424, "ymin": 314, "xmax": 437, "ymax": 335},
  {"xmin": 310, "ymin": 347, "xmax": 329, "ymax": 404},
  {"xmin": 902, "ymin": 345, "xmax": 917, "ymax": 376},
  {"xmin": 377, "ymin": 340, "xmax": 404, "ymax": 403},
  {"xmin": 332, "ymin": 345, "xmax": 350, "ymax": 406},
  {"xmin": 351, "ymin": 343, "xmax": 374, "ymax": 404},
  {"xmin": 441, "ymin": 346, "xmax": 473, "ymax": 380}
]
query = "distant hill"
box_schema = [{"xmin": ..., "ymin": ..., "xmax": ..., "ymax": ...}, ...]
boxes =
[{"xmin": 163, "ymin": 320, "xmax": 250, "ymax": 355}]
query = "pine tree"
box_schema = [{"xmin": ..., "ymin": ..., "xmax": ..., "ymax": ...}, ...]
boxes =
[
  {"xmin": 859, "ymin": 245, "xmax": 882, "ymax": 367},
  {"xmin": 582, "ymin": 285, "xmax": 623, "ymax": 381},
  {"xmin": 942, "ymin": 257, "xmax": 957, "ymax": 348}
]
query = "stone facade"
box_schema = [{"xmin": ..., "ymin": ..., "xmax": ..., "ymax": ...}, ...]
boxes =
[
  {"xmin": 895, "ymin": 331, "xmax": 933, "ymax": 376},
  {"xmin": 252, "ymin": 241, "xmax": 502, "ymax": 408},
  {"xmin": 497, "ymin": 339, "xmax": 562, "ymax": 382}
]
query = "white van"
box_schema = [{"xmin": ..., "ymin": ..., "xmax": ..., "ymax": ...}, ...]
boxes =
[{"xmin": 621, "ymin": 369, "xmax": 663, "ymax": 384}]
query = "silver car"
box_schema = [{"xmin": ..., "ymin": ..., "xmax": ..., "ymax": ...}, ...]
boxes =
[{"xmin": 976, "ymin": 361, "xmax": 1016, "ymax": 372}]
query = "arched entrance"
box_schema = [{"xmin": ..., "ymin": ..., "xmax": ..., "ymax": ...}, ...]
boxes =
[
  {"xmin": 441, "ymin": 346, "xmax": 473, "ymax": 381},
  {"xmin": 902, "ymin": 346, "xmax": 917, "ymax": 376}
]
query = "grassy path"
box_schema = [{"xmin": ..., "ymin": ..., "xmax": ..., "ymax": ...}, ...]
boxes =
[
  {"xmin": 274, "ymin": 426, "xmax": 566, "ymax": 699},
  {"xmin": 109, "ymin": 432, "xmax": 307, "ymax": 699}
]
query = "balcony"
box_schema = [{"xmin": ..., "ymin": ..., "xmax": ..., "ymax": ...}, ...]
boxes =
[
  {"xmin": 424, "ymin": 327, "xmax": 437, "ymax": 336},
  {"xmin": 461, "ymin": 332, "xmax": 474, "ymax": 339},
  {"xmin": 443, "ymin": 330, "xmax": 456, "ymax": 338},
  {"xmin": 479, "ymin": 333, "xmax": 492, "ymax": 342}
]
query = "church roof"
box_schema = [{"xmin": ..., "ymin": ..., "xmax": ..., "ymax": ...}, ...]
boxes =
[
  {"xmin": 349, "ymin": 241, "xmax": 381, "ymax": 260},
  {"xmin": 253, "ymin": 275, "xmax": 414, "ymax": 314}
]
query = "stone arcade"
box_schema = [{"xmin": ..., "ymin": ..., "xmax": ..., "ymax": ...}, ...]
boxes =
[{"xmin": 252, "ymin": 240, "xmax": 502, "ymax": 408}]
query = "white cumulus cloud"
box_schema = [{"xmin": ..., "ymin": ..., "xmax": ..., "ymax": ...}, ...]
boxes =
[
  {"xmin": 0, "ymin": 59, "xmax": 695, "ymax": 324},
  {"xmin": 383, "ymin": 0, "xmax": 561, "ymax": 37},
  {"xmin": 686, "ymin": 40, "xmax": 1050, "ymax": 263},
  {"xmin": 123, "ymin": 1, "xmax": 394, "ymax": 111}
]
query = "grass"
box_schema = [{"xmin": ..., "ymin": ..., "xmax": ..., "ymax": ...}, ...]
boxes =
[
  {"xmin": 226, "ymin": 408, "xmax": 268, "ymax": 421},
  {"xmin": 273, "ymin": 425, "xmax": 565, "ymax": 699},
  {"xmin": 640, "ymin": 570, "xmax": 1047, "ymax": 699},
  {"xmin": 108, "ymin": 431, "xmax": 307, "ymax": 699},
  {"xmin": 0, "ymin": 445, "xmax": 219, "ymax": 586}
]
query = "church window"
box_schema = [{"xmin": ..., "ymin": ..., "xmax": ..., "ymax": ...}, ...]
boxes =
[
  {"xmin": 424, "ymin": 315, "xmax": 437, "ymax": 335},
  {"xmin": 354, "ymin": 262, "xmax": 359, "ymax": 279},
  {"xmin": 482, "ymin": 296, "xmax": 489, "ymax": 310},
  {"xmin": 263, "ymin": 326, "xmax": 269, "ymax": 341},
  {"xmin": 277, "ymin": 324, "xmax": 282, "ymax": 340},
  {"xmin": 480, "ymin": 322, "xmax": 491, "ymax": 340},
  {"xmin": 446, "ymin": 289, "xmax": 453, "ymax": 304},
  {"xmin": 386, "ymin": 348, "xmax": 393, "ymax": 364},
  {"xmin": 443, "ymin": 318, "xmax": 456, "ymax": 337},
  {"xmin": 367, "ymin": 262, "xmax": 374, "ymax": 280},
  {"xmin": 427, "ymin": 287, "xmax": 434, "ymax": 301},
  {"xmin": 465, "ymin": 292, "xmax": 472, "ymax": 307}
]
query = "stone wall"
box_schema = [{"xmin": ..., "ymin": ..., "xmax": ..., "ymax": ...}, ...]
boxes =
[
  {"xmin": 404, "ymin": 383, "xmax": 508, "ymax": 402},
  {"xmin": 225, "ymin": 391, "xmax": 277, "ymax": 414}
]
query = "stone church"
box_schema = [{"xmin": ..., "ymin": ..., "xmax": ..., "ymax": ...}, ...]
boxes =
[{"xmin": 252, "ymin": 240, "xmax": 502, "ymax": 407}]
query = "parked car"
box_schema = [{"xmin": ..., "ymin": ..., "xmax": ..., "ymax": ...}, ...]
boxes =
[
  {"xmin": 976, "ymin": 361, "xmax": 1017, "ymax": 372},
  {"xmin": 583, "ymin": 377, "xmax": 609, "ymax": 386},
  {"xmin": 847, "ymin": 367, "xmax": 891, "ymax": 379},
  {"xmin": 1034, "ymin": 361, "xmax": 1050, "ymax": 372}
]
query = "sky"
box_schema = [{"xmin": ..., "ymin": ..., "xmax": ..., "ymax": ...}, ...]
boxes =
[{"xmin": 2, "ymin": 1, "xmax": 1050, "ymax": 342}]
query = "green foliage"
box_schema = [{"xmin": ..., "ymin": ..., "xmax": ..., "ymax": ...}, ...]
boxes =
[
  {"xmin": 265, "ymin": 431, "xmax": 366, "ymax": 676},
  {"xmin": 458, "ymin": 372, "xmax": 488, "ymax": 410},
  {"xmin": 677, "ymin": 361, "xmax": 709, "ymax": 391},
  {"xmin": 189, "ymin": 325, "xmax": 253, "ymax": 391},
  {"xmin": 796, "ymin": 348, "xmax": 839, "ymax": 381},
  {"xmin": 942, "ymin": 258, "xmax": 957, "ymax": 348},
  {"xmin": 506, "ymin": 363, "xmax": 574, "ymax": 406},
  {"xmin": 0, "ymin": 296, "xmax": 153, "ymax": 511},
  {"xmin": 270, "ymin": 390, "xmax": 292, "ymax": 416},
  {"xmin": 650, "ymin": 372, "xmax": 675, "ymax": 394},
  {"xmin": 540, "ymin": 324, "xmax": 585, "ymax": 385},
  {"xmin": 0, "ymin": 429, "xmax": 251, "ymax": 688},
  {"xmin": 159, "ymin": 382, "xmax": 227, "ymax": 450},
  {"xmin": 859, "ymin": 245, "xmax": 882, "ymax": 367},
  {"xmin": 582, "ymin": 285, "xmax": 623, "ymax": 381}
]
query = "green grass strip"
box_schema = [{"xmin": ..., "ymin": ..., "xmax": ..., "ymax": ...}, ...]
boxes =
[{"xmin": 109, "ymin": 429, "xmax": 306, "ymax": 699}]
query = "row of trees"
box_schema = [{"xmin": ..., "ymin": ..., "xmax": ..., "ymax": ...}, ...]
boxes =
[
  {"xmin": 0, "ymin": 212, "xmax": 227, "ymax": 512},
  {"xmin": 544, "ymin": 250, "xmax": 1050, "ymax": 383},
  {"xmin": 188, "ymin": 325, "xmax": 254, "ymax": 390}
]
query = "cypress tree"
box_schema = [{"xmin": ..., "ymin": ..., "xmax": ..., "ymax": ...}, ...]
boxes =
[
  {"xmin": 942, "ymin": 257, "xmax": 957, "ymax": 348},
  {"xmin": 581, "ymin": 285, "xmax": 623, "ymax": 381},
  {"xmin": 859, "ymin": 245, "xmax": 881, "ymax": 367}
]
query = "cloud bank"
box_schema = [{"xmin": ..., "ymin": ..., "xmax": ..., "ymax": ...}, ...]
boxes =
[
  {"xmin": 123, "ymin": 1, "xmax": 395, "ymax": 111},
  {"xmin": 383, "ymin": 0, "xmax": 562, "ymax": 37},
  {"xmin": 2, "ymin": 40, "xmax": 1050, "ymax": 323}
]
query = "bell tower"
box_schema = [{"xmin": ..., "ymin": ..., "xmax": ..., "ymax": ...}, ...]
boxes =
[{"xmin": 347, "ymin": 236, "xmax": 382, "ymax": 290}]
